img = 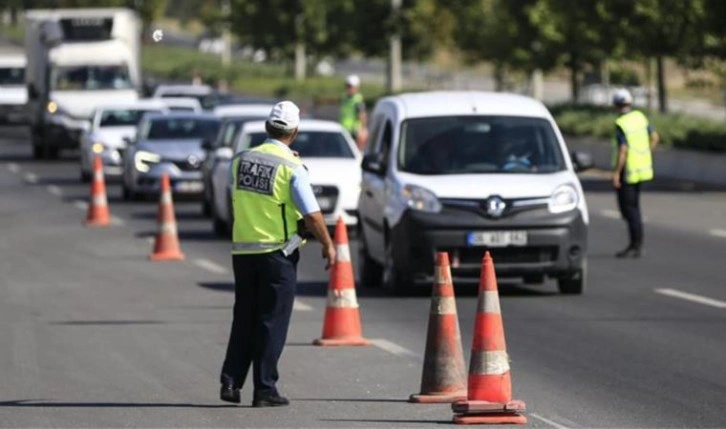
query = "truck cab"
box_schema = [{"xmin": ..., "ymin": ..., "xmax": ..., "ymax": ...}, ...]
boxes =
[{"xmin": 24, "ymin": 8, "xmax": 142, "ymax": 159}]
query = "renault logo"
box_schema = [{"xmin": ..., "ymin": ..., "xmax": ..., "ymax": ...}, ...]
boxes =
[{"xmin": 485, "ymin": 196, "xmax": 506, "ymax": 217}]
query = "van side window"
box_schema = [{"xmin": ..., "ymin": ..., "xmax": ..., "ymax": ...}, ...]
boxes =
[
  {"xmin": 366, "ymin": 113, "xmax": 385, "ymax": 156},
  {"xmin": 380, "ymin": 121, "xmax": 393, "ymax": 164}
]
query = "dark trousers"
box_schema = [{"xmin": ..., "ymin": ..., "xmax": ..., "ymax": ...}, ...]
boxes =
[
  {"xmin": 616, "ymin": 180, "xmax": 643, "ymax": 248},
  {"xmin": 221, "ymin": 250, "xmax": 299, "ymax": 397}
]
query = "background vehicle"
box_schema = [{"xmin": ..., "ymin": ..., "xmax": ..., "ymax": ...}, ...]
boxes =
[
  {"xmin": 24, "ymin": 8, "xmax": 142, "ymax": 159},
  {"xmin": 158, "ymin": 97, "xmax": 202, "ymax": 113},
  {"xmin": 357, "ymin": 91, "xmax": 593, "ymax": 294},
  {"xmin": 0, "ymin": 49, "xmax": 28, "ymax": 124},
  {"xmin": 200, "ymin": 104, "xmax": 273, "ymax": 216},
  {"xmin": 121, "ymin": 112, "xmax": 220, "ymax": 200},
  {"xmin": 209, "ymin": 119, "xmax": 362, "ymax": 236},
  {"xmin": 79, "ymin": 99, "xmax": 169, "ymax": 182},
  {"xmin": 152, "ymin": 84, "xmax": 216, "ymax": 110}
]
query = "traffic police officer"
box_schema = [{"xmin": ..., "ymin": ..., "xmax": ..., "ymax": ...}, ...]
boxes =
[
  {"xmin": 220, "ymin": 101, "xmax": 336, "ymax": 407},
  {"xmin": 340, "ymin": 74, "xmax": 368, "ymax": 150},
  {"xmin": 611, "ymin": 88, "xmax": 659, "ymax": 258}
]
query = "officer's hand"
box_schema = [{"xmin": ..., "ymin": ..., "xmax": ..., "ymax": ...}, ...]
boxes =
[
  {"xmin": 322, "ymin": 244, "xmax": 336, "ymax": 270},
  {"xmin": 612, "ymin": 173, "xmax": 621, "ymax": 189}
]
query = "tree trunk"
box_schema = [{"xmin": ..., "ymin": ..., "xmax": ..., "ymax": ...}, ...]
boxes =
[
  {"xmin": 530, "ymin": 68, "xmax": 544, "ymax": 101},
  {"xmin": 10, "ymin": 4, "xmax": 18, "ymax": 26},
  {"xmin": 294, "ymin": 41, "xmax": 306, "ymax": 81},
  {"xmin": 656, "ymin": 55, "xmax": 667, "ymax": 113},
  {"xmin": 645, "ymin": 57, "xmax": 653, "ymax": 111},
  {"xmin": 494, "ymin": 63, "xmax": 504, "ymax": 92},
  {"xmin": 570, "ymin": 52, "xmax": 580, "ymax": 102}
]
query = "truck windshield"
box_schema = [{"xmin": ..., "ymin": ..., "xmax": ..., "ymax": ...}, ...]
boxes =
[
  {"xmin": 0, "ymin": 67, "xmax": 25, "ymax": 85},
  {"xmin": 51, "ymin": 65, "xmax": 133, "ymax": 90},
  {"xmin": 398, "ymin": 116, "xmax": 566, "ymax": 175}
]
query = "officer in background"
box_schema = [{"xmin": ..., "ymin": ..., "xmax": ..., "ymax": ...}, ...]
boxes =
[
  {"xmin": 220, "ymin": 101, "xmax": 336, "ymax": 407},
  {"xmin": 611, "ymin": 88, "xmax": 659, "ymax": 258},
  {"xmin": 340, "ymin": 74, "xmax": 368, "ymax": 150}
]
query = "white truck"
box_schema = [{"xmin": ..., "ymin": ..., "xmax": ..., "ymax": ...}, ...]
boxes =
[
  {"xmin": 0, "ymin": 48, "xmax": 28, "ymax": 124},
  {"xmin": 24, "ymin": 8, "xmax": 142, "ymax": 159}
]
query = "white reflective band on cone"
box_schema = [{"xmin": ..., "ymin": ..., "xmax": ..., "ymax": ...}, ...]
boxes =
[
  {"xmin": 94, "ymin": 171, "xmax": 104, "ymax": 181},
  {"xmin": 477, "ymin": 291, "xmax": 501, "ymax": 314},
  {"xmin": 336, "ymin": 244, "xmax": 351, "ymax": 262},
  {"xmin": 92, "ymin": 195, "xmax": 107, "ymax": 206},
  {"xmin": 431, "ymin": 296, "xmax": 457, "ymax": 315},
  {"xmin": 160, "ymin": 192, "xmax": 172, "ymax": 205},
  {"xmin": 470, "ymin": 350, "xmax": 510, "ymax": 375},
  {"xmin": 159, "ymin": 222, "xmax": 177, "ymax": 235},
  {"xmin": 435, "ymin": 265, "xmax": 452, "ymax": 285},
  {"xmin": 327, "ymin": 288, "xmax": 359, "ymax": 308}
]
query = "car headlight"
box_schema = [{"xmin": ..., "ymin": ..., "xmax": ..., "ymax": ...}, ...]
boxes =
[
  {"xmin": 91, "ymin": 142, "xmax": 106, "ymax": 154},
  {"xmin": 134, "ymin": 150, "xmax": 161, "ymax": 173},
  {"xmin": 548, "ymin": 184, "xmax": 579, "ymax": 214},
  {"xmin": 401, "ymin": 184, "xmax": 442, "ymax": 213},
  {"xmin": 47, "ymin": 101, "xmax": 58, "ymax": 114}
]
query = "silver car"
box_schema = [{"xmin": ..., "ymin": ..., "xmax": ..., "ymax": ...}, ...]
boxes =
[
  {"xmin": 79, "ymin": 99, "xmax": 169, "ymax": 182},
  {"xmin": 121, "ymin": 112, "xmax": 221, "ymax": 200}
]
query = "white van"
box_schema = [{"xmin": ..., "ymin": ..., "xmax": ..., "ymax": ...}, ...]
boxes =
[{"xmin": 357, "ymin": 91, "xmax": 594, "ymax": 295}]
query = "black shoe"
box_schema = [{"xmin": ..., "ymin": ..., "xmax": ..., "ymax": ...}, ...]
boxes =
[
  {"xmin": 252, "ymin": 394, "xmax": 289, "ymax": 408},
  {"xmin": 220, "ymin": 375, "xmax": 240, "ymax": 404},
  {"xmin": 615, "ymin": 246, "xmax": 636, "ymax": 258}
]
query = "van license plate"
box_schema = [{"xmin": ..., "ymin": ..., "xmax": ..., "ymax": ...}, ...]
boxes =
[{"xmin": 467, "ymin": 231, "xmax": 528, "ymax": 247}]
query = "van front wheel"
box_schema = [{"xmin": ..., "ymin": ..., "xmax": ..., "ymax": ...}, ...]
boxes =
[
  {"xmin": 382, "ymin": 238, "xmax": 414, "ymax": 295},
  {"xmin": 557, "ymin": 259, "xmax": 587, "ymax": 295}
]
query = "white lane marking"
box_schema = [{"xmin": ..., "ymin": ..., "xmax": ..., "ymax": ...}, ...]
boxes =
[
  {"xmin": 655, "ymin": 288, "xmax": 726, "ymax": 309},
  {"xmin": 8, "ymin": 163, "xmax": 20, "ymax": 173},
  {"xmin": 23, "ymin": 172, "xmax": 38, "ymax": 184},
  {"xmin": 46, "ymin": 185, "xmax": 62, "ymax": 196},
  {"xmin": 371, "ymin": 338, "xmax": 420, "ymax": 359},
  {"xmin": 600, "ymin": 209, "xmax": 620, "ymax": 219},
  {"xmin": 73, "ymin": 200, "xmax": 89, "ymax": 210},
  {"xmin": 530, "ymin": 413, "xmax": 571, "ymax": 429},
  {"xmin": 709, "ymin": 229, "xmax": 726, "ymax": 238},
  {"xmin": 110, "ymin": 216, "xmax": 125, "ymax": 226},
  {"xmin": 193, "ymin": 258, "xmax": 229, "ymax": 275},
  {"xmin": 293, "ymin": 299, "xmax": 313, "ymax": 312}
]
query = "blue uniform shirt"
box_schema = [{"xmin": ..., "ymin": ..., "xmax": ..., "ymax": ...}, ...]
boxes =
[{"xmin": 230, "ymin": 138, "xmax": 320, "ymax": 215}]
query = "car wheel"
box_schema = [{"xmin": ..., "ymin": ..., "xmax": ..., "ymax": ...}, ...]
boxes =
[
  {"xmin": 382, "ymin": 235, "xmax": 414, "ymax": 296},
  {"xmin": 202, "ymin": 199, "xmax": 212, "ymax": 217},
  {"xmin": 212, "ymin": 199, "xmax": 228, "ymax": 238},
  {"xmin": 558, "ymin": 259, "xmax": 587, "ymax": 295},
  {"xmin": 358, "ymin": 225, "xmax": 383, "ymax": 288},
  {"xmin": 32, "ymin": 144, "xmax": 45, "ymax": 160}
]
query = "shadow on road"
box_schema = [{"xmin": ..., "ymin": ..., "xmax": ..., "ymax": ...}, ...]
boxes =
[
  {"xmin": 321, "ymin": 418, "xmax": 450, "ymax": 425},
  {"xmin": 48, "ymin": 320, "xmax": 167, "ymax": 326},
  {"xmin": 135, "ymin": 230, "xmax": 221, "ymax": 242},
  {"xmin": 131, "ymin": 210, "xmax": 207, "ymax": 221},
  {"xmin": 0, "ymin": 399, "xmax": 242, "ymax": 408},
  {"xmin": 294, "ymin": 397, "xmax": 409, "ymax": 403},
  {"xmin": 580, "ymin": 176, "xmax": 726, "ymax": 194}
]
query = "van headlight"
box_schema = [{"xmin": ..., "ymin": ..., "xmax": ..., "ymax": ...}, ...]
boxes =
[
  {"xmin": 134, "ymin": 150, "xmax": 161, "ymax": 173},
  {"xmin": 548, "ymin": 184, "xmax": 579, "ymax": 214},
  {"xmin": 401, "ymin": 184, "xmax": 442, "ymax": 213}
]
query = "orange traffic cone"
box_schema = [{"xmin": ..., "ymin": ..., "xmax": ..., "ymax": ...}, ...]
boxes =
[
  {"xmin": 313, "ymin": 217, "xmax": 369, "ymax": 346},
  {"xmin": 149, "ymin": 173, "xmax": 185, "ymax": 261},
  {"xmin": 84, "ymin": 155, "xmax": 111, "ymax": 227},
  {"xmin": 452, "ymin": 251, "xmax": 527, "ymax": 425},
  {"xmin": 409, "ymin": 252, "xmax": 468, "ymax": 403}
]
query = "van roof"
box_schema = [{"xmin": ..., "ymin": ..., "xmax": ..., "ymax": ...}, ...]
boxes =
[{"xmin": 381, "ymin": 91, "xmax": 552, "ymax": 119}]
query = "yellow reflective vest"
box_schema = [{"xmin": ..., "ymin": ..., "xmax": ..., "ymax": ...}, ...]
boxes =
[
  {"xmin": 230, "ymin": 142, "xmax": 303, "ymax": 255},
  {"xmin": 612, "ymin": 110, "xmax": 654, "ymax": 184},
  {"xmin": 340, "ymin": 93, "xmax": 363, "ymax": 134}
]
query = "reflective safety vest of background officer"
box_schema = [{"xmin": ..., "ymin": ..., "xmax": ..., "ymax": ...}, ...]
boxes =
[
  {"xmin": 340, "ymin": 74, "xmax": 368, "ymax": 151},
  {"xmin": 611, "ymin": 88, "xmax": 659, "ymax": 259},
  {"xmin": 219, "ymin": 100, "xmax": 336, "ymax": 408}
]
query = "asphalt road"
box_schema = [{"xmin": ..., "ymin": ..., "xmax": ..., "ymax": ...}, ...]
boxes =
[{"xmin": 1, "ymin": 126, "xmax": 725, "ymax": 428}]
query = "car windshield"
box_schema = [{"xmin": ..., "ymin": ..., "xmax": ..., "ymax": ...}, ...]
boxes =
[
  {"xmin": 144, "ymin": 117, "xmax": 220, "ymax": 141},
  {"xmin": 51, "ymin": 65, "xmax": 133, "ymax": 90},
  {"xmin": 398, "ymin": 116, "xmax": 566, "ymax": 175},
  {"xmin": 247, "ymin": 131, "xmax": 355, "ymax": 158},
  {"xmin": 0, "ymin": 67, "xmax": 25, "ymax": 85},
  {"xmin": 99, "ymin": 109, "xmax": 160, "ymax": 127},
  {"xmin": 160, "ymin": 93, "xmax": 214, "ymax": 109}
]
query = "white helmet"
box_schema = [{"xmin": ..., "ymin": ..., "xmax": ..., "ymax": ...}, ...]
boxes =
[
  {"xmin": 345, "ymin": 74, "xmax": 360, "ymax": 87},
  {"xmin": 612, "ymin": 88, "xmax": 633, "ymax": 106}
]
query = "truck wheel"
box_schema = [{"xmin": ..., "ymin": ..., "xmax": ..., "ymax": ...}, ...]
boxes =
[
  {"xmin": 358, "ymin": 226, "xmax": 383, "ymax": 288},
  {"xmin": 558, "ymin": 259, "xmax": 587, "ymax": 295},
  {"xmin": 382, "ymin": 237, "xmax": 414, "ymax": 295},
  {"xmin": 32, "ymin": 145, "xmax": 45, "ymax": 160},
  {"xmin": 47, "ymin": 147, "xmax": 60, "ymax": 160}
]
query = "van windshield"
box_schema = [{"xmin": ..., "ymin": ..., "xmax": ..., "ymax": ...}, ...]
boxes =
[
  {"xmin": 398, "ymin": 116, "xmax": 566, "ymax": 175},
  {"xmin": 0, "ymin": 67, "xmax": 25, "ymax": 85},
  {"xmin": 51, "ymin": 64, "xmax": 133, "ymax": 90}
]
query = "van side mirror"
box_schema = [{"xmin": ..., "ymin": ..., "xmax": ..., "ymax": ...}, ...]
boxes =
[
  {"xmin": 215, "ymin": 147, "xmax": 234, "ymax": 161},
  {"xmin": 201, "ymin": 138, "xmax": 215, "ymax": 151},
  {"xmin": 571, "ymin": 150, "xmax": 594, "ymax": 172},
  {"xmin": 122, "ymin": 136, "xmax": 134, "ymax": 146},
  {"xmin": 361, "ymin": 153, "xmax": 386, "ymax": 175}
]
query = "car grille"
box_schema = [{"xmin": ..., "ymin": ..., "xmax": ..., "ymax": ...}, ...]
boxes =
[
  {"xmin": 169, "ymin": 159, "xmax": 202, "ymax": 171},
  {"xmin": 312, "ymin": 185, "xmax": 338, "ymax": 214},
  {"xmin": 439, "ymin": 246, "xmax": 559, "ymax": 265}
]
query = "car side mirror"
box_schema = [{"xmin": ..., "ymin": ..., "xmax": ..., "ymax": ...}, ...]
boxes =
[
  {"xmin": 571, "ymin": 150, "xmax": 594, "ymax": 172},
  {"xmin": 215, "ymin": 147, "xmax": 234, "ymax": 161},
  {"xmin": 201, "ymin": 138, "xmax": 214, "ymax": 151},
  {"xmin": 361, "ymin": 153, "xmax": 386, "ymax": 175}
]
